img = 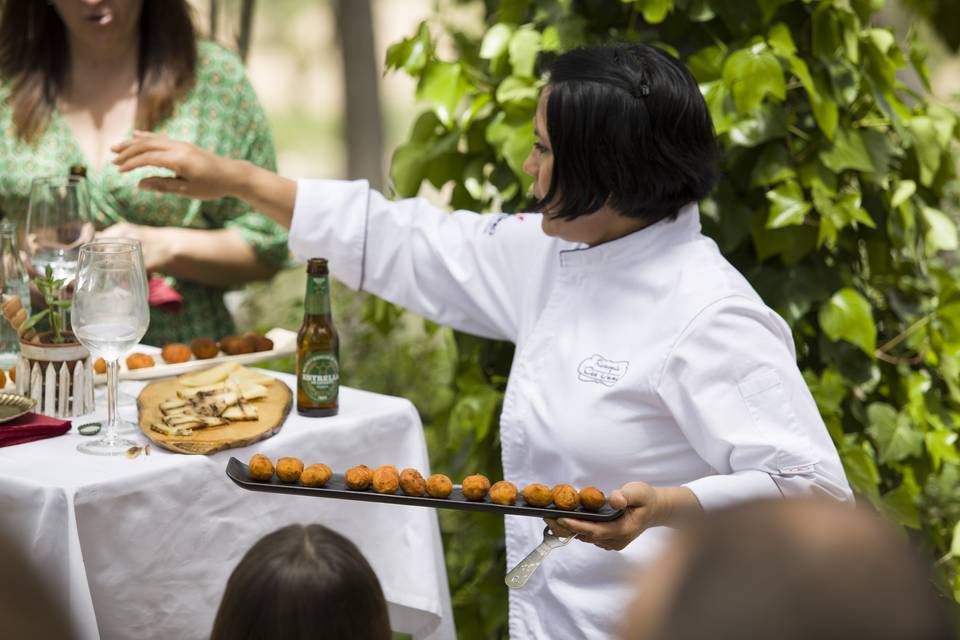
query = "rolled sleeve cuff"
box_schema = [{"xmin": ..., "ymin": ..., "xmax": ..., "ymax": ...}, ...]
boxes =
[
  {"xmin": 684, "ymin": 470, "xmax": 782, "ymax": 511},
  {"xmin": 289, "ymin": 178, "xmax": 369, "ymax": 291}
]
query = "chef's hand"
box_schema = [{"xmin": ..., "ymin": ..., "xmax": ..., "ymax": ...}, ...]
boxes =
[
  {"xmin": 98, "ymin": 223, "xmax": 174, "ymax": 273},
  {"xmin": 545, "ymin": 483, "xmax": 701, "ymax": 551},
  {"xmin": 111, "ymin": 131, "xmax": 236, "ymax": 200}
]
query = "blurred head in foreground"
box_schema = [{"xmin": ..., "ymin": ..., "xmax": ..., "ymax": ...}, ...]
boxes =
[
  {"xmin": 622, "ymin": 498, "xmax": 956, "ymax": 640},
  {"xmin": 211, "ymin": 523, "xmax": 390, "ymax": 640}
]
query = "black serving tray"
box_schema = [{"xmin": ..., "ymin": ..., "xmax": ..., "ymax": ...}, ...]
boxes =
[{"xmin": 226, "ymin": 458, "xmax": 624, "ymax": 522}]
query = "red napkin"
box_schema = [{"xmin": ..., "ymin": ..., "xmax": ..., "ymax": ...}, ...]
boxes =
[
  {"xmin": 148, "ymin": 274, "xmax": 183, "ymax": 313},
  {"xmin": 0, "ymin": 413, "xmax": 71, "ymax": 447}
]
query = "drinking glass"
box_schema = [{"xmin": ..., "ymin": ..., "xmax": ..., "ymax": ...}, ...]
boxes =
[
  {"xmin": 25, "ymin": 176, "xmax": 96, "ymax": 329},
  {"xmin": 72, "ymin": 241, "xmax": 149, "ymax": 456}
]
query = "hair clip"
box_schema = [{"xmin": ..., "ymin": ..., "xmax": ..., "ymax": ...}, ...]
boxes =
[{"xmin": 638, "ymin": 84, "xmax": 650, "ymax": 97}]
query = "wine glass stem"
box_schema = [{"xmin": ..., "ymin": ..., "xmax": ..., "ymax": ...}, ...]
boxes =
[{"xmin": 105, "ymin": 358, "xmax": 120, "ymax": 442}]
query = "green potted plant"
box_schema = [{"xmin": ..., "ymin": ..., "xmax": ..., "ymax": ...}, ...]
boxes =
[{"xmin": 5, "ymin": 266, "xmax": 93, "ymax": 417}]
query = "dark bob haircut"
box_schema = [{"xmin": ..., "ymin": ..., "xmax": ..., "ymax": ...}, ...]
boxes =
[
  {"xmin": 210, "ymin": 524, "xmax": 391, "ymax": 640},
  {"xmin": 535, "ymin": 43, "xmax": 718, "ymax": 224}
]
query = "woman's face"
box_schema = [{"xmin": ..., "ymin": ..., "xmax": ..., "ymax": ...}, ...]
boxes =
[
  {"xmin": 52, "ymin": 0, "xmax": 143, "ymax": 51},
  {"xmin": 523, "ymin": 89, "xmax": 648, "ymax": 246}
]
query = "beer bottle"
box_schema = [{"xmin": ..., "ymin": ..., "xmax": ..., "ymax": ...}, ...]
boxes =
[{"xmin": 297, "ymin": 258, "xmax": 339, "ymax": 416}]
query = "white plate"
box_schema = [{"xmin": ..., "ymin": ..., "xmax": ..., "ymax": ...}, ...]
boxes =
[{"xmin": 94, "ymin": 328, "xmax": 297, "ymax": 384}]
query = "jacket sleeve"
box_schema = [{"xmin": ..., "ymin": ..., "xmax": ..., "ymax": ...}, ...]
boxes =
[
  {"xmin": 655, "ymin": 295, "xmax": 854, "ymax": 510},
  {"xmin": 289, "ymin": 178, "xmax": 546, "ymax": 342}
]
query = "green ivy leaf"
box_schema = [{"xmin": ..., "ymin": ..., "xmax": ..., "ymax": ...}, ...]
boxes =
[
  {"xmin": 820, "ymin": 127, "xmax": 875, "ymax": 173},
  {"xmin": 728, "ymin": 104, "xmax": 787, "ymax": 147},
  {"xmin": 495, "ymin": 76, "xmax": 538, "ymax": 111},
  {"xmin": 866, "ymin": 403, "xmax": 924, "ymax": 464},
  {"xmin": 878, "ymin": 481, "xmax": 922, "ymax": 529},
  {"xmin": 765, "ymin": 180, "xmax": 810, "ymax": 228},
  {"xmin": 924, "ymin": 430, "xmax": 959, "ymax": 471},
  {"xmin": 480, "ymin": 24, "xmax": 513, "ymax": 60},
  {"xmin": 951, "ymin": 520, "xmax": 960, "ymax": 558},
  {"xmin": 722, "ymin": 46, "xmax": 786, "ymax": 114},
  {"xmin": 417, "ymin": 62, "xmax": 470, "ymax": 127},
  {"xmin": 890, "ymin": 180, "xmax": 916, "ymax": 209},
  {"xmin": 840, "ymin": 438, "xmax": 880, "ymax": 500},
  {"xmin": 508, "ymin": 26, "xmax": 541, "ymax": 78},
  {"xmin": 633, "ymin": 0, "xmax": 673, "ymax": 24},
  {"xmin": 767, "ymin": 23, "xmax": 796, "ymax": 57},
  {"xmin": 819, "ymin": 287, "xmax": 877, "ymax": 355},
  {"xmin": 921, "ymin": 206, "xmax": 958, "ymax": 256}
]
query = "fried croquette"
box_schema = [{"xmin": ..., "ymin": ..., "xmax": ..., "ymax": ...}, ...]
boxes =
[
  {"xmin": 0, "ymin": 369, "xmax": 6, "ymax": 388},
  {"xmin": 248, "ymin": 454, "xmax": 274, "ymax": 481},
  {"xmin": 93, "ymin": 358, "xmax": 107, "ymax": 375},
  {"xmin": 522, "ymin": 483, "xmax": 553, "ymax": 508},
  {"xmin": 579, "ymin": 487, "xmax": 606, "ymax": 512},
  {"xmin": 552, "ymin": 484, "xmax": 580, "ymax": 511},
  {"xmin": 399, "ymin": 468, "xmax": 426, "ymax": 496},
  {"xmin": 125, "ymin": 352, "xmax": 155, "ymax": 370},
  {"xmin": 372, "ymin": 464, "xmax": 400, "ymax": 494},
  {"xmin": 300, "ymin": 463, "xmax": 332, "ymax": 487},
  {"xmin": 191, "ymin": 337, "xmax": 219, "ymax": 359},
  {"xmin": 345, "ymin": 464, "xmax": 373, "ymax": 490},
  {"xmin": 276, "ymin": 457, "xmax": 304, "ymax": 483},
  {"xmin": 426, "ymin": 473, "xmax": 453, "ymax": 498},
  {"xmin": 161, "ymin": 343, "xmax": 192, "ymax": 364},
  {"xmin": 489, "ymin": 480, "xmax": 518, "ymax": 506},
  {"xmin": 245, "ymin": 333, "xmax": 274, "ymax": 352},
  {"xmin": 8, "ymin": 366, "xmax": 14, "ymax": 383},
  {"xmin": 462, "ymin": 474, "xmax": 491, "ymax": 501},
  {"xmin": 219, "ymin": 335, "xmax": 254, "ymax": 356}
]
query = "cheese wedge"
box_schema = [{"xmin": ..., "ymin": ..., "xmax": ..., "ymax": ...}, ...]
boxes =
[
  {"xmin": 222, "ymin": 402, "xmax": 258, "ymax": 421},
  {"xmin": 178, "ymin": 362, "xmax": 241, "ymax": 387},
  {"xmin": 228, "ymin": 376, "xmax": 268, "ymax": 400},
  {"xmin": 151, "ymin": 422, "xmax": 193, "ymax": 436},
  {"xmin": 230, "ymin": 367, "xmax": 275, "ymax": 386}
]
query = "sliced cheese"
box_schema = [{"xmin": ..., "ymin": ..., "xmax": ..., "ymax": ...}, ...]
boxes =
[
  {"xmin": 151, "ymin": 422, "xmax": 193, "ymax": 436},
  {"xmin": 222, "ymin": 402, "xmax": 258, "ymax": 421},
  {"xmin": 227, "ymin": 376, "xmax": 268, "ymax": 401},
  {"xmin": 178, "ymin": 361, "xmax": 241, "ymax": 387},
  {"xmin": 230, "ymin": 367, "xmax": 275, "ymax": 386}
]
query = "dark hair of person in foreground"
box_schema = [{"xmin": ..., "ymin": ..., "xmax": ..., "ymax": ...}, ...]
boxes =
[
  {"xmin": 534, "ymin": 43, "xmax": 718, "ymax": 225},
  {"xmin": 623, "ymin": 498, "xmax": 957, "ymax": 640},
  {"xmin": 210, "ymin": 523, "xmax": 391, "ymax": 640},
  {"xmin": 0, "ymin": 0, "xmax": 196, "ymax": 143}
]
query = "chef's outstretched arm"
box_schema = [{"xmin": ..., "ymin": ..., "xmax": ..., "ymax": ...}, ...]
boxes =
[
  {"xmin": 112, "ymin": 131, "xmax": 297, "ymax": 228},
  {"xmin": 113, "ymin": 132, "xmax": 544, "ymax": 342}
]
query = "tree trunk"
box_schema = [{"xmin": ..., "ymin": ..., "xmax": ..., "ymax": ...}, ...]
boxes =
[
  {"xmin": 209, "ymin": 0, "xmax": 219, "ymax": 39},
  {"xmin": 237, "ymin": 0, "xmax": 257, "ymax": 63},
  {"xmin": 333, "ymin": 0, "xmax": 385, "ymax": 190}
]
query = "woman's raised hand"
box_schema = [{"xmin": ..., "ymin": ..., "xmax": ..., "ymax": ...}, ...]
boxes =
[{"xmin": 111, "ymin": 131, "xmax": 237, "ymax": 200}]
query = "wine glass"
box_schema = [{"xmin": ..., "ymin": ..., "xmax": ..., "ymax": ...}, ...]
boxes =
[
  {"xmin": 87, "ymin": 237, "xmax": 146, "ymax": 425},
  {"xmin": 25, "ymin": 176, "xmax": 96, "ymax": 328},
  {"xmin": 72, "ymin": 240, "xmax": 149, "ymax": 456}
]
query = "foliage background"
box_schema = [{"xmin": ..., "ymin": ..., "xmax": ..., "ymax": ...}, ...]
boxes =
[{"xmin": 378, "ymin": 0, "xmax": 960, "ymax": 637}]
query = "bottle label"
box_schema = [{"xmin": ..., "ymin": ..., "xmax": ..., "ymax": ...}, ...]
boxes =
[
  {"xmin": 305, "ymin": 276, "xmax": 331, "ymax": 315},
  {"xmin": 300, "ymin": 352, "xmax": 339, "ymax": 404}
]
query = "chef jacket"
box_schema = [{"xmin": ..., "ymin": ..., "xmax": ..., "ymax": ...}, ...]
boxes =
[{"xmin": 289, "ymin": 179, "xmax": 854, "ymax": 640}]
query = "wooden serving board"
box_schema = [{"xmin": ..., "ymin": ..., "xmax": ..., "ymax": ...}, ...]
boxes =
[{"xmin": 137, "ymin": 377, "xmax": 293, "ymax": 455}]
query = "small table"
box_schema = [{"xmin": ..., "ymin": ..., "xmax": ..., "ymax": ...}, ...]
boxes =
[{"xmin": 0, "ymin": 373, "xmax": 455, "ymax": 639}]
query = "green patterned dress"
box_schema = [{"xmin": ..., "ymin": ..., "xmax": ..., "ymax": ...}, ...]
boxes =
[{"xmin": 0, "ymin": 41, "xmax": 288, "ymax": 346}]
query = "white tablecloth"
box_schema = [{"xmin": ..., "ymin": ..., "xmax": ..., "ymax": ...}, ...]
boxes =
[{"xmin": 0, "ymin": 373, "xmax": 455, "ymax": 639}]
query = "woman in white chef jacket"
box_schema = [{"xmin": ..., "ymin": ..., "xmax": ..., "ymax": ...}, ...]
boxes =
[{"xmin": 113, "ymin": 44, "xmax": 853, "ymax": 639}]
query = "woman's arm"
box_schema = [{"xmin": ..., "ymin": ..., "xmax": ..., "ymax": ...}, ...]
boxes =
[
  {"xmin": 111, "ymin": 132, "xmax": 297, "ymax": 229},
  {"xmin": 98, "ymin": 222, "xmax": 277, "ymax": 287}
]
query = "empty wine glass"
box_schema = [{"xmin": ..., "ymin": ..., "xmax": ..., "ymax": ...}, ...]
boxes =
[
  {"xmin": 25, "ymin": 176, "xmax": 96, "ymax": 328},
  {"xmin": 72, "ymin": 240, "xmax": 149, "ymax": 456}
]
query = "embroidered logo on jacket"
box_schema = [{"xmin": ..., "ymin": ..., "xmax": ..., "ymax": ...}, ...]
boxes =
[{"xmin": 577, "ymin": 354, "xmax": 629, "ymax": 387}]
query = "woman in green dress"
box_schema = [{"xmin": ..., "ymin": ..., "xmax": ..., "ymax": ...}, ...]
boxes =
[{"xmin": 0, "ymin": 0, "xmax": 288, "ymax": 346}]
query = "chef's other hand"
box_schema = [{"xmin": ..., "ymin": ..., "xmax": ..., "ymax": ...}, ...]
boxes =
[
  {"xmin": 545, "ymin": 482, "xmax": 701, "ymax": 551},
  {"xmin": 111, "ymin": 131, "xmax": 233, "ymax": 200}
]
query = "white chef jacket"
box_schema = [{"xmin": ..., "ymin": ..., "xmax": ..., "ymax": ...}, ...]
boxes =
[{"xmin": 289, "ymin": 179, "xmax": 854, "ymax": 640}]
